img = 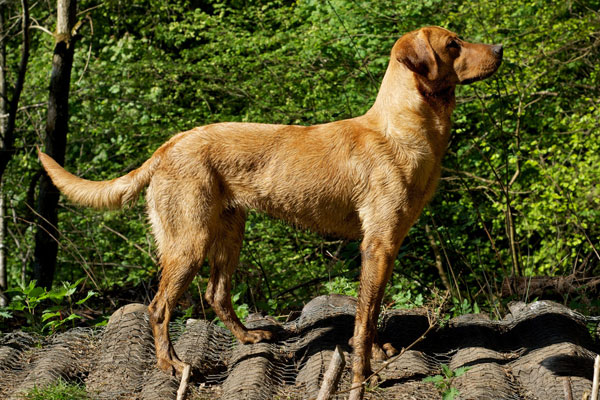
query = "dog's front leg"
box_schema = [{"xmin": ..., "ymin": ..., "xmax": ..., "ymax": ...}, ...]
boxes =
[{"xmin": 349, "ymin": 232, "xmax": 401, "ymax": 400}]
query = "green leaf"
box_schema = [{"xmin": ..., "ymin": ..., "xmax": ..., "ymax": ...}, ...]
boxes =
[
  {"xmin": 442, "ymin": 387, "xmax": 460, "ymax": 400},
  {"xmin": 63, "ymin": 314, "xmax": 82, "ymax": 322},
  {"xmin": 41, "ymin": 311, "xmax": 61, "ymax": 322},
  {"xmin": 441, "ymin": 364, "xmax": 453, "ymax": 377},
  {"xmin": 27, "ymin": 286, "xmax": 45, "ymax": 300},
  {"xmin": 453, "ymin": 366, "xmax": 471, "ymax": 378},
  {"xmin": 76, "ymin": 291, "xmax": 96, "ymax": 305},
  {"xmin": 423, "ymin": 375, "xmax": 444, "ymax": 384}
]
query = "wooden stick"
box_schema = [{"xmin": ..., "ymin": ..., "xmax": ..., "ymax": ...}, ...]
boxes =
[
  {"xmin": 176, "ymin": 364, "xmax": 191, "ymax": 400},
  {"xmin": 592, "ymin": 355, "xmax": 600, "ymax": 400},
  {"xmin": 348, "ymin": 382, "xmax": 364, "ymax": 400},
  {"xmin": 562, "ymin": 377, "xmax": 573, "ymax": 400},
  {"xmin": 317, "ymin": 346, "xmax": 346, "ymax": 400}
]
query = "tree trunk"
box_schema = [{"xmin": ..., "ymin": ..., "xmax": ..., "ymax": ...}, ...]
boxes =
[
  {"xmin": 33, "ymin": 0, "xmax": 77, "ymax": 289},
  {"xmin": 0, "ymin": 6, "xmax": 7, "ymax": 306},
  {"xmin": 0, "ymin": 1, "xmax": 30, "ymax": 302},
  {"xmin": 0, "ymin": 0, "xmax": 29, "ymax": 179},
  {"xmin": 0, "ymin": 182, "xmax": 6, "ymax": 307}
]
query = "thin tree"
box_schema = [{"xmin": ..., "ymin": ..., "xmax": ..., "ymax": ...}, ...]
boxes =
[
  {"xmin": 33, "ymin": 0, "xmax": 78, "ymax": 289},
  {"xmin": 0, "ymin": 0, "xmax": 31, "ymax": 304}
]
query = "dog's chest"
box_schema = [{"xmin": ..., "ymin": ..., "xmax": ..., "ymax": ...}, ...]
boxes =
[
  {"xmin": 406, "ymin": 152, "xmax": 442, "ymax": 202},
  {"xmin": 384, "ymin": 134, "xmax": 445, "ymax": 214},
  {"xmin": 400, "ymin": 119, "xmax": 449, "ymax": 202}
]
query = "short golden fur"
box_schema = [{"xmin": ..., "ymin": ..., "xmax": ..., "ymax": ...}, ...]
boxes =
[{"xmin": 39, "ymin": 26, "xmax": 502, "ymax": 397}]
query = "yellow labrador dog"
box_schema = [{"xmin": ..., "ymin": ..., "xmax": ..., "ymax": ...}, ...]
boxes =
[{"xmin": 39, "ymin": 26, "xmax": 502, "ymax": 398}]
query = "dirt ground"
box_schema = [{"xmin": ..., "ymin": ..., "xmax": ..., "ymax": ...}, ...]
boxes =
[{"xmin": 1, "ymin": 295, "xmax": 599, "ymax": 399}]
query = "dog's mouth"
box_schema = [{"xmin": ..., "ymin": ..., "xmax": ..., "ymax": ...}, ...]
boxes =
[
  {"xmin": 459, "ymin": 64, "xmax": 501, "ymax": 85},
  {"xmin": 460, "ymin": 74, "xmax": 489, "ymax": 85}
]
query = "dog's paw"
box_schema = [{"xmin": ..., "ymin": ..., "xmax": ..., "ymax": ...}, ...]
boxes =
[
  {"xmin": 241, "ymin": 329, "xmax": 274, "ymax": 344},
  {"xmin": 382, "ymin": 342, "xmax": 398, "ymax": 357},
  {"xmin": 348, "ymin": 337, "xmax": 391, "ymax": 361},
  {"xmin": 371, "ymin": 343, "xmax": 388, "ymax": 361},
  {"xmin": 367, "ymin": 371, "xmax": 380, "ymax": 388}
]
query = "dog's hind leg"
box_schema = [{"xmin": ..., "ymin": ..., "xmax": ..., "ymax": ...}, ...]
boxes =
[
  {"xmin": 148, "ymin": 239, "xmax": 205, "ymax": 400},
  {"xmin": 149, "ymin": 244, "xmax": 207, "ymax": 375},
  {"xmin": 205, "ymin": 207, "xmax": 273, "ymax": 344},
  {"xmin": 146, "ymin": 177, "xmax": 216, "ymax": 376}
]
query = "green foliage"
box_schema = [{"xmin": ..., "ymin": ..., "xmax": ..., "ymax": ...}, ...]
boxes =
[
  {"xmin": 231, "ymin": 285, "xmax": 250, "ymax": 322},
  {"xmin": 324, "ymin": 276, "xmax": 359, "ymax": 297},
  {"xmin": 423, "ymin": 364, "xmax": 470, "ymax": 400},
  {"xmin": 2, "ymin": 0, "xmax": 599, "ymax": 331},
  {"xmin": 390, "ymin": 287, "xmax": 425, "ymax": 310},
  {"xmin": 450, "ymin": 298, "xmax": 480, "ymax": 317},
  {"xmin": 0, "ymin": 279, "xmax": 96, "ymax": 333},
  {"xmin": 23, "ymin": 379, "xmax": 89, "ymax": 400}
]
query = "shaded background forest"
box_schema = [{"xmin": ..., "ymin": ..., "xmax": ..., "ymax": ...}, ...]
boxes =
[{"xmin": 1, "ymin": 0, "xmax": 599, "ymax": 331}]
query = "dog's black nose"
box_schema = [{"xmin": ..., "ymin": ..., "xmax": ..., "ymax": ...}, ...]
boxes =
[{"xmin": 492, "ymin": 44, "xmax": 503, "ymax": 58}]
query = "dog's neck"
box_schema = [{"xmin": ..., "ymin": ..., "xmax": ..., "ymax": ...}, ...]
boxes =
[{"xmin": 365, "ymin": 62, "xmax": 455, "ymax": 159}]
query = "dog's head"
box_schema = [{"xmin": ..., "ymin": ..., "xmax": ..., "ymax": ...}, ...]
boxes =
[{"xmin": 393, "ymin": 26, "xmax": 502, "ymax": 92}]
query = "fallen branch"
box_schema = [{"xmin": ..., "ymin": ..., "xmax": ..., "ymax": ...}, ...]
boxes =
[
  {"xmin": 176, "ymin": 364, "xmax": 191, "ymax": 400},
  {"xmin": 592, "ymin": 355, "xmax": 600, "ymax": 400},
  {"xmin": 316, "ymin": 345, "xmax": 346, "ymax": 400},
  {"xmin": 501, "ymin": 275, "xmax": 600, "ymax": 298}
]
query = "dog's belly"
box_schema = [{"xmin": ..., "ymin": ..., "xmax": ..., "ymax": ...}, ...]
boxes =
[
  {"xmin": 225, "ymin": 170, "xmax": 362, "ymax": 239},
  {"xmin": 235, "ymin": 188, "xmax": 363, "ymax": 239},
  {"xmin": 263, "ymin": 201, "xmax": 362, "ymax": 239}
]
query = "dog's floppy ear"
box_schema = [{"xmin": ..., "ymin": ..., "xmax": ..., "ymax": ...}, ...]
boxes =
[{"xmin": 395, "ymin": 30, "xmax": 438, "ymax": 81}]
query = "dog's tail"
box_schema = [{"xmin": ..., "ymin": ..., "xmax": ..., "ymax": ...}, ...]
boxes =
[{"xmin": 38, "ymin": 148, "xmax": 160, "ymax": 210}]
